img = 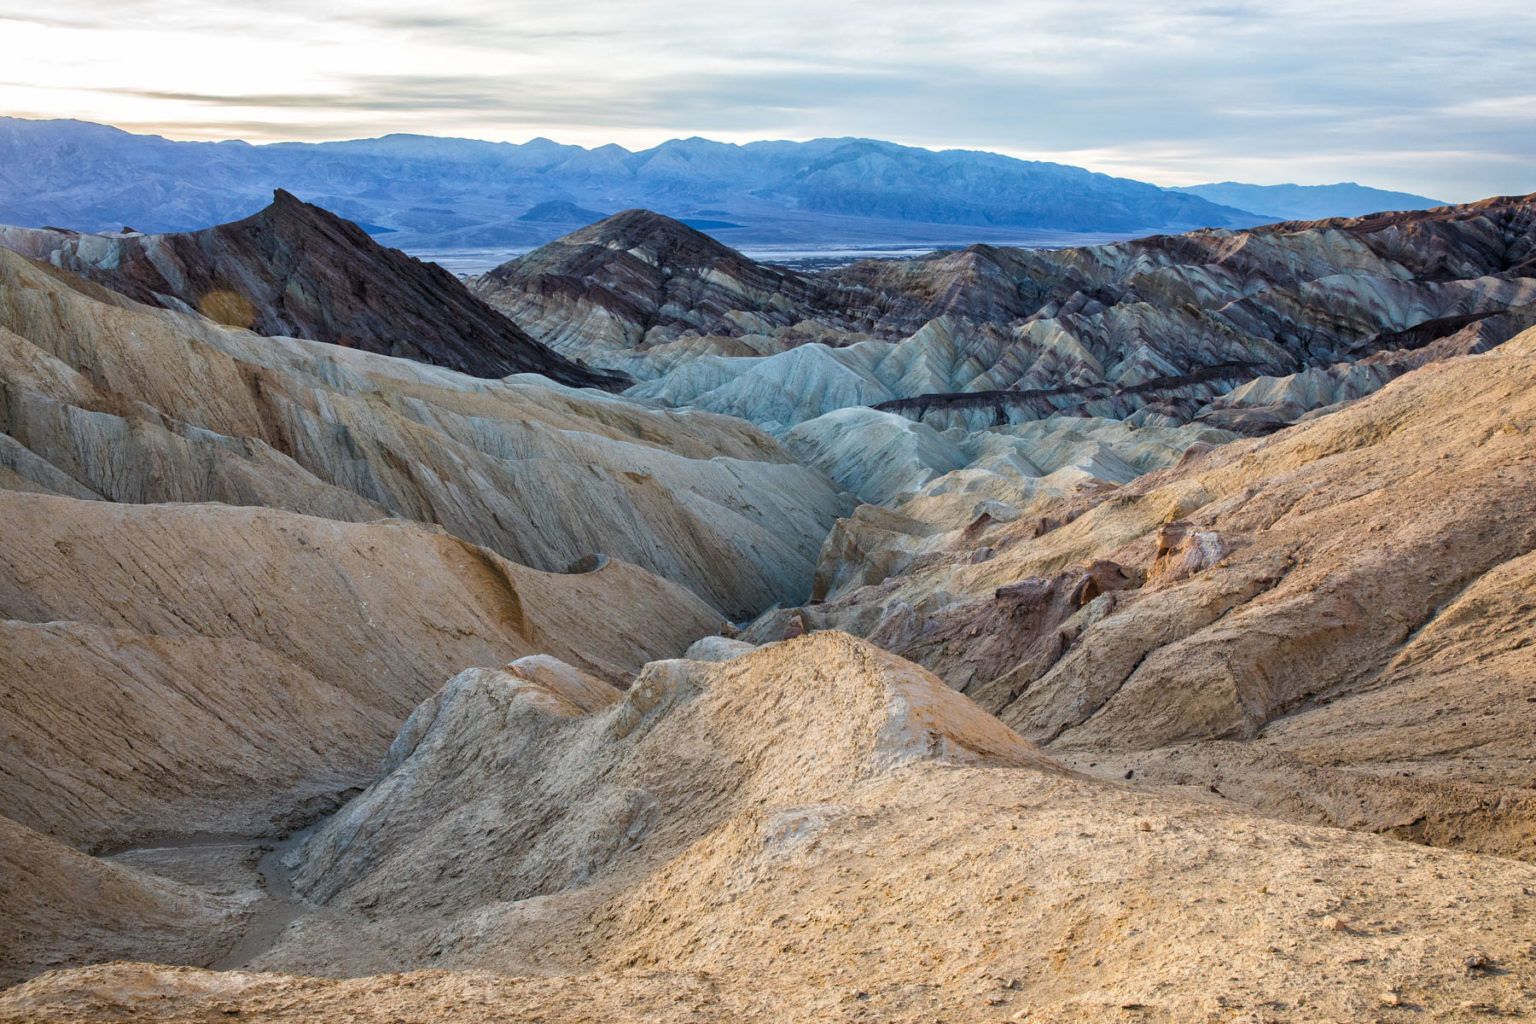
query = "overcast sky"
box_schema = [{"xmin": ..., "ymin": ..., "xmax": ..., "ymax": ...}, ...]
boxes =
[{"xmin": 2, "ymin": 0, "xmax": 1532, "ymax": 200}]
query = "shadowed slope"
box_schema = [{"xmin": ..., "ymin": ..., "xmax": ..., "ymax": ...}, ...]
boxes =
[
  {"xmin": 475, "ymin": 209, "xmax": 867, "ymax": 366},
  {"xmin": 0, "ymin": 491, "xmax": 722, "ymax": 854},
  {"xmin": 0, "ymin": 191, "xmax": 625, "ymax": 387}
]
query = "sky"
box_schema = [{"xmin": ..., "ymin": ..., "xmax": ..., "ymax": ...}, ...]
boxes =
[{"xmin": 1, "ymin": 0, "xmax": 1532, "ymax": 200}]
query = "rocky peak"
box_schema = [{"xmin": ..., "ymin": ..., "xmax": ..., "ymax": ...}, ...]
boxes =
[
  {"xmin": 532, "ymin": 208, "xmax": 778, "ymax": 276},
  {"xmin": 474, "ymin": 208, "xmax": 854, "ymax": 363},
  {"xmin": 0, "ymin": 190, "xmax": 626, "ymax": 388}
]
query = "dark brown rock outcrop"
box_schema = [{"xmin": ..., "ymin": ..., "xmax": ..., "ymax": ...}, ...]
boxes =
[
  {"xmin": 0, "ymin": 190, "xmax": 625, "ymax": 387},
  {"xmin": 474, "ymin": 209, "xmax": 869, "ymax": 365},
  {"xmin": 889, "ymin": 560, "xmax": 1143, "ymax": 706}
]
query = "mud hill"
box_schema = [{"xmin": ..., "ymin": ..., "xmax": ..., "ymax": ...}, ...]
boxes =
[
  {"xmin": 0, "ymin": 247, "xmax": 843, "ymax": 617},
  {"xmin": 473, "ymin": 197, "xmax": 1536, "ymax": 437},
  {"xmin": 5, "ymin": 635, "xmax": 1535, "ymax": 1021},
  {"xmin": 785, "ymin": 326, "xmax": 1536, "ymax": 864}
]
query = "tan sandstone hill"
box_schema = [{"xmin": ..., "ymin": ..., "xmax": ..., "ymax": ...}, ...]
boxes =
[
  {"xmin": 0, "ymin": 239, "xmax": 850, "ymax": 987},
  {"xmin": 780, "ymin": 325, "xmax": 1536, "ymax": 862},
  {"xmin": 2, "ymin": 634, "xmax": 1532, "ymax": 1021},
  {"xmin": 0, "ymin": 491, "xmax": 722, "ymax": 850},
  {"xmin": 0, "ymin": 247, "xmax": 845, "ymax": 618}
]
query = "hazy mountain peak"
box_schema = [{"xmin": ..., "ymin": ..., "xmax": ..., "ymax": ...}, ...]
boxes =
[
  {"xmin": 579, "ymin": 207, "xmax": 728, "ymax": 243},
  {"xmin": 1175, "ymin": 180, "xmax": 1446, "ymax": 222},
  {"xmin": 516, "ymin": 200, "xmax": 607, "ymax": 224}
]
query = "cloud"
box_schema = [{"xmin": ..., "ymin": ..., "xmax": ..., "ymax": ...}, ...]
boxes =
[{"xmin": 1, "ymin": 0, "xmax": 1532, "ymax": 199}]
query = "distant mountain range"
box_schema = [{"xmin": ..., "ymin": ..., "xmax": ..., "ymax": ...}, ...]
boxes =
[
  {"xmin": 1174, "ymin": 181, "xmax": 1446, "ymax": 221},
  {"xmin": 0, "ymin": 117, "xmax": 1445, "ymax": 251}
]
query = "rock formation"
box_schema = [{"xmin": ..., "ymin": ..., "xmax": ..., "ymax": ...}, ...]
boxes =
[
  {"xmin": 0, "ymin": 191, "xmax": 624, "ymax": 386},
  {"xmin": 795, "ymin": 326, "xmax": 1536, "ymax": 863},
  {"xmin": 0, "ymin": 231, "xmax": 846, "ymax": 983},
  {"xmin": 0, "ymin": 247, "xmax": 845, "ymax": 617},
  {"xmin": 473, "ymin": 209, "xmax": 867, "ymax": 368},
  {"xmin": 784, "ymin": 405, "xmax": 1231, "ymax": 507},
  {"xmin": 505, "ymin": 196, "xmax": 1536, "ymax": 435},
  {"xmin": 0, "ymin": 487, "xmax": 726, "ymax": 846}
]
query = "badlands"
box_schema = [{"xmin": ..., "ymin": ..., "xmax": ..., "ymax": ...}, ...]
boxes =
[{"xmin": 1, "ymin": 193, "xmax": 1535, "ymax": 1022}]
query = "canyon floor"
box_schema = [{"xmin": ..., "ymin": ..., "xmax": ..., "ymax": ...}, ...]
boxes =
[{"xmin": 2, "ymin": 195, "xmax": 1534, "ymax": 1022}]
